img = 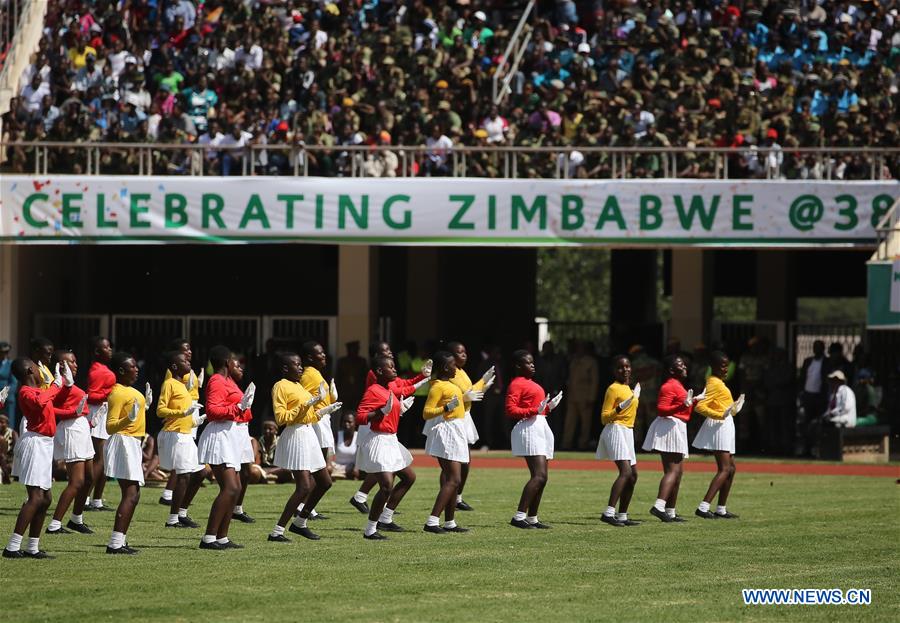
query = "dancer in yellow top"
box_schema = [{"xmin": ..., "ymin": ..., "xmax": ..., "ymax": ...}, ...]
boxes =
[
  {"xmin": 299, "ymin": 341, "xmax": 336, "ymax": 520},
  {"xmin": 692, "ymin": 351, "xmax": 744, "ymax": 519},
  {"xmin": 596, "ymin": 356, "xmax": 641, "ymax": 527}
]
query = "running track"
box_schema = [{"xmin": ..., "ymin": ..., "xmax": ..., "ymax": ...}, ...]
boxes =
[{"xmin": 409, "ymin": 452, "xmax": 899, "ymax": 478}]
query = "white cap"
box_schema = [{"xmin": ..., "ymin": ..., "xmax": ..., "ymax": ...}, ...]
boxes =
[
  {"xmin": 577, "ymin": 42, "xmax": 590, "ymax": 54},
  {"xmin": 827, "ymin": 370, "xmax": 846, "ymax": 382},
  {"xmin": 473, "ymin": 10, "xmax": 487, "ymax": 22}
]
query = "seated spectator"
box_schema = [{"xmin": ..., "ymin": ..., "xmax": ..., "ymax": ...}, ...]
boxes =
[
  {"xmin": 0, "ymin": 413, "xmax": 17, "ymax": 484},
  {"xmin": 141, "ymin": 434, "xmax": 167, "ymax": 482},
  {"xmin": 258, "ymin": 419, "xmax": 291, "ymax": 484},
  {"xmin": 330, "ymin": 411, "xmax": 360, "ymax": 480},
  {"xmin": 853, "ymin": 370, "xmax": 881, "ymax": 427}
]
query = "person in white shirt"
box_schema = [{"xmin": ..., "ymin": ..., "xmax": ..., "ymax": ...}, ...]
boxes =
[
  {"xmin": 20, "ymin": 75, "xmax": 50, "ymax": 114},
  {"xmin": 424, "ymin": 125, "xmax": 453, "ymax": 176},
  {"xmin": 196, "ymin": 119, "xmax": 225, "ymax": 174},
  {"xmin": 824, "ymin": 371, "xmax": 856, "ymax": 428},
  {"xmin": 235, "ymin": 35, "xmax": 264, "ymax": 71},
  {"xmin": 218, "ymin": 123, "xmax": 254, "ymax": 175},
  {"xmin": 481, "ymin": 105, "xmax": 509, "ymax": 144}
]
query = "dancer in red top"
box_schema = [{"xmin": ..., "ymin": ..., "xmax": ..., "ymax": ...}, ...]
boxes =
[
  {"xmin": 506, "ymin": 350, "xmax": 562, "ymax": 530},
  {"xmin": 355, "ymin": 356, "xmax": 418, "ymax": 540},
  {"xmin": 642, "ymin": 355, "xmax": 699, "ymax": 522},
  {"xmin": 86, "ymin": 336, "xmax": 116, "ymax": 512},
  {"xmin": 3, "ymin": 358, "xmax": 68, "ymax": 559}
]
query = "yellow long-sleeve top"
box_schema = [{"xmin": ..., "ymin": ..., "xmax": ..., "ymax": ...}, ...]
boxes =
[
  {"xmin": 423, "ymin": 379, "xmax": 467, "ymax": 421},
  {"xmin": 694, "ymin": 376, "xmax": 734, "ymax": 420},
  {"xmin": 300, "ymin": 367, "xmax": 333, "ymax": 410},
  {"xmin": 156, "ymin": 377, "xmax": 194, "ymax": 433},
  {"xmin": 37, "ymin": 362, "xmax": 54, "ymax": 390},
  {"xmin": 272, "ymin": 379, "xmax": 317, "ymax": 427},
  {"xmin": 164, "ymin": 369, "xmax": 200, "ymax": 401},
  {"xmin": 450, "ymin": 368, "xmax": 485, "ymax": 412},
  {"xmin": 600, "ymin": 382, "xmax": 638, "ymax": 428},
  {"xmin": 106, "ymin": 383, "xmax": 146, "ymax": 437}
]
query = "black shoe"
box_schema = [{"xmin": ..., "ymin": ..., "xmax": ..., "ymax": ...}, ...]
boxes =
[
  {"xmin": 158, "ymin": 496, "xmax": 171, "ymax": 506},
  {"xmin": 444, "ymin": 525, "xmax": 469, "ymax": 533},
  {"xmin": 364, "ymin": 531, "xmax": 388, "ymax": 540},
  {"xmin": 530, "ymin": 521, "xmax": 552, "ymax": 529},
  {"xmin": 695, "ymin": 509, "xmax": 717, "ymax": 519},
  {"xmin": 650, "ymin": 507, "xmax": 674, "ymax": 523},
  {"xmin": 350, "ymin": 497, "xmax": 369, "ymax": 514},
  {"xmin": 88, "ymin": 504, "xmax": 112, "ymax": 512},
  {"xmin": 267, "ymin": 534, "xmax": 291, "ymax": 543},
  {"xmin": 106, "ymin": 545, "xmax": 138, "ymax": 555},
  {"xmin": 455, "ymin": 500, "xmax": 474, "ymax": 511},
  {"xmin": 308, "ymin": 513, "xmax": 328, "ymax": 521},
  {"xmin": 670, "ymin": 515, "xmax": 688, "ymax": 523},
  {"xmin": 22, "ymin": 549, "xmax": 53, "ymax": 559},
  {"xmin": 232, "ymin": 512, "xmax": 255, "ymax": 524},
  {"xmin": 714, "ymin": 511, "xmax": 739, "ymax": 519},
  {"xmin": 46, "ymin": 526, "xmax": 72, "ymax": 534},
  {"xmin": 288, "ymin": 524, "xmax": 320, "ymax": 540},
  {"xmin": 178, "ymin": 516, "xmax": 200, "ymax": 528},
  {"xmin": 377, "ymin": 521, "xmax": 404, "ymax": 532},
  {"xmin": 620, "ymin": 519, "xmax": 642, "ymax": 526},
  {"xmin": 510, "ymin": 518, "xmax": 535, "ymax": 529},
  {"xmin": 2, "ymin": 549, "xmax": 24, "ymax": 558},
  {"xmin": 423, "ymin": 524, "xmax": 447, "ymax": 534},
  {"xmin": 600, "ymin": 514, "xmax": 625, "ymax": 527},
  {"xmin": 221, "ymin": 540, "xmax": 244, "ymax": 549},
  {"xmin": 66, "ymin": 520, "xmax": 94, "ymax": 534},
  {"xmin": 198, "ymin": 540, "xmax": 226, "ymax": 550},
  {"xmin": 165, "ymin": 522, "xmax": 190, "ymax": 529}
]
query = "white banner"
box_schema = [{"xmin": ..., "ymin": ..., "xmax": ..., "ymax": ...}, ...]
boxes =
[{"xmin": 1, "ymin": 176, "xmax": 896, "ymax": 246}]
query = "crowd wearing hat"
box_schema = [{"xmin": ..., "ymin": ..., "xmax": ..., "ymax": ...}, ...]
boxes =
[{"xmin": 1, "ymin": 0, "xmax": 898, "ymax": 178}]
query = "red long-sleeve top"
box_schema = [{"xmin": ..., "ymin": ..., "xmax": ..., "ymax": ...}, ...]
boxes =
[
  {"xmin": 505, "ymin": 376, "xmax": 546, "ymax": 421},
  {"xmin": 205, "ymin": 373, "xmax": 252, "ymax": 423},
  {"xmin": 356, "ymin": 379, "xmax": 417, "ymax": 432},
  {"xmin": 20, "ymin": 384, "xmax": 64, "ymax": 436},
  {"xmin": 656, "ymin": 378, "xmax": 693, "ymax": 423},
  {"xmin": 54, "ymin": 384, "xmax": 88, "ymax": 421},
  {"xmin": 86, "ymin": 361, "xmax": 116, "ymax": 405},
  {"xmin": 365, "ymin": 369, "xmax": 426, "ymax": 389}
]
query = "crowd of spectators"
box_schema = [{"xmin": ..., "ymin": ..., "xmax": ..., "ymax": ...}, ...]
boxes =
[{"xmin": 1, "ymin": 0, "xmax": 897, "ymax": 178}]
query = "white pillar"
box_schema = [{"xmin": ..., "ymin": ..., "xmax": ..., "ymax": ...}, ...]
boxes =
[
  {"xmin": 337, "ymin": 245, "xmax": 376, "ymax": 350},
  {"xmin": 670, "ymin": 249, "xmax": 712, "ymax": 348},
  {"xmin": 0, "ymin": 246, "xmax": 19, "ymax": 349}
]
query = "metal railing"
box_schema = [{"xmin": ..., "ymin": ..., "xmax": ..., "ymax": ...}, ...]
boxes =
[
  {"xmin": 2, "ymin": 141, "xmax": 899, "ymax": 181},
  {"xmin": 873, "ymin": 196, "xmax": 900, "ymax": 260},
  {"xmin": 492, "ymin": 0, "xmax": 535, "ymax": 105}
]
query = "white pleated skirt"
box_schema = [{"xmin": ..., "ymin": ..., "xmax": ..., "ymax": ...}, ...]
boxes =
[
  {"xmin": 274, "ymin": 424, "xmax": 326, "ymax": 472},
  {"xmin": 596, "ymin": 423, "xmax": 636, "ymax": 465},
  {"xmin": 17, "ymin": 431, "xmax": 54, "ymax": 490},
  {"xmin": 54, "ymin": 417, "xmax": 96, "ymax": 462},
  {"xmin": 89, "ymin": 403, "xmax": 110, "ymax": 440},
  {"xmin": 158, "ymin": 430, "xmax": 204, "ymax": 474},
  {"xmin": 314, "ymin": 414, "xmax": 335, "ymax": 451},
  {"xmin": 232, "ymin": 422, "xmax": 255, "ymax": 464},
  {"xmin": 104, "ymin": 433, "xmax": 145, "ymax": 486},
  {"xmin": 641, "ymin": 417, "xmax": 689, "ymax": 457},
  {"xmin": 511, "ymin": 416, "xmax": 555, "ymax": 459},
  {"xmin": 358, "ymin": 432, "xmax": 413, "ymax": 473},
  {"xmin": 462, "ymin": 411, "xmax": 479, "ymax": 444},
  {"xmin": 198, "ymin": 420, "xmax": 240, "ymax": 469},
  {"xmin": 426, "ymin": 418, "xmax": 470, "ymax": 463},
  {"xmin": 692, "ymin": 415, "xmax": 736, "ymax": 454},
  {"xmin": 355, "ymin": 423, "xmax": 371, "ymax": 466}
]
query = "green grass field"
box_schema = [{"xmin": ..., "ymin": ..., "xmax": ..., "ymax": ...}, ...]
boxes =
[{"xmin": 1, "ymin": 466, "xmax": 897, "ymax": 622}]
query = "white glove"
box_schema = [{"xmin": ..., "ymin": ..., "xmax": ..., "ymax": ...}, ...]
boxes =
[
  {"xmin": 723, "ymin": 403, "xmax": 736, "ymax": 418},
  {"xmin": 61, "ymin": 362, "xmax": 75, "ymax": 387},
  {"xmin": 129, "ymin": 399, "xmax": 140, "ymax": 422},
  {"xmin": 413, "ymin": 377, "xmax": 429, "ymax": 390},
  {"xmin": 187, "ymin": 371, "xmax": 196, "ymax": 391},
  {"xmin": 185, "ymin": 401, "xmax": 203, "ymax": 417},
  {"xmin": 198, "ymin": 369, "xmax": 205, "ymax": 388},
  {"xmin": 733, "ymin": 393, "xmax": 746, "ymax": 415},
  {"xmin": 144, "ymin": 382, "xmax": 153, "ymax": 411},
  {"xmin": 239, "ymin": 383, "xmax": 256, "ymax": 411},
  {"xmin": 380, "ymin": 392, "xmax": 394, "ymax": 415},
  {"xmin": 536, "ymin": 395, "xmax": 549, "ymax": 416},
  {"xmin": 53, "ymin": 363, "xmax": 63, "ymax": 388},
  {"xmin": 464, "ymin": 388, "xmax": 484, "ymax": 402},
  {"xmin": 330, "ymin": 378, "xmax": 338, "ymax": 401},
  {"xmin": 421, "ymin": 359, "xmax": 433, "ymax": 377},
  {"xmin": 91, "ymin": 402, "xmax": 108, "ymax": 428},
  {"xmin": 548, "ymin": 390, "xmax": 564, "ymax": 411},
  {"xmin": 480, "ymin": 366, "xmax": 496, "ymax": 388},
  {"xmin": 318, "ymin": 381, "xmax": 328, "ymax": 403},
  {"xmin": 694, "ymin": 388, "xmax": 707, "ymax": 402},
  {"xmin": 684, "ymin": 389, "xmax": 694, "ymax": 407},
  {"xmin": 400, "ymin": 395, "xmax": 415, "ymax": 415},
  {"xmin": 304, "ymin": 392, "xmax": 321, "ymax": 407},
  {"xmin": 618, "ymin": 396, "xmax": 634, "ymax": 411},
  {"xmin": 191, "ymin": 411, "xmax": 207, "ymax": 427},
  {"xmin": 632, "ymin": 383, "xmax": 641, "ymax": 400},
  {"xmin": 0, "ymin": 385, "xmax": 8, "ymax": 404},
  {"xmin": 445, "ymin": 395, "xmax": 460, "ymax": 413},
  {"xmin": 76, "ymin": 393, "xmax": 88, "ymax": 416},
  {"xmin": 316, "ymin": 401, "xmax": 343, "ymax": 419}
]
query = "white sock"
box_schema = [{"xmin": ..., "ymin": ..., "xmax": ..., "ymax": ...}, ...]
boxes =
[
  {"xmin": 234, "ymin": 505, "xmax": 244, "ymax": 515},
  {"xmin": 666, "ymin": 508, "xmax": 677, "ymax": 518},
  {"xmin": 310, "ymin": 508, "xmax": 319, "ymax": 518},
  {"xmin": 353, "ymin": 491, "xmax": 368, "ymax": 503},
  {"xmin": 443, "ymin": 519, "xmax": 457, "ymax": 529},
  {"xmin": 91, "ymin": 498, "xmax": 103, "ymax": 508},
  {"xmin": 178, "ymin": 508, "xmax": 188, "ymax": 518},
  {"xmin": 71, "ymin": 514, "xmax": 84, "ymax": 525},
  {"xmin": 216, "ymin": 537, "xmax": 230, "ymax": 544},
  {"xmin": 47, "ymin": 519, "xmax": 62, "ymax": 531},
  {"xmin": 716, "ymin": 505, "xmax": 727, "ymax": 515},
  {"xmin": 201, "ymin": 534, "xmax": 217, "ymax": 543},
  {"xmin": 167, "ymin": 513, "xmax": 180, "ymax": 525},
  {"xmin": 271, "ymin": 525, "xmax": 285, "ymax": 537},
  {"xmin": 365, "ymin": 520, "xmax": 378, "ymax": 536},
  {"xmin": 603, "ymin": 506, "xmax": 616, "ymax": 517},
  {"xmin": 6, "ymin": 533, "xmax": 23, "ymax": 552},
  {"xmin": 296, "ymin": 502, "xmax": 305, "ymax": 513},
  {"xmin": 162, "ymin": 489, "xmax": 173, "ymax": 501},
  {"xmin": 292, "ymin": 516, "xmax": 308, "ymax": 529},
  {"xmin": 526, "ymin": 516, "xmax": 538, "ymax": 524},
  {"xmin": 654, "ymin": 498, "xmax": 666, "ymax": 512},
  {"xmin": 426, "ymin": 515, "xmax": 440, "ymax": 527},
  {"xmin": 616, "ymin": 512, "xmax": 628, "ymax": 522},
  {"xmin": 26, "ymin": 537, "xmax": 40, "ymax": 553},
  {"xmin": 513, "ymin": 511, "xmax": 527, "ymax": 521},
  {"xmin": 378, "ymin": 507, "xmax": 395, "ymax": 524},
  {"xmin": 108, "ymin": 531, "xmax": 125, "ymax": 549},
  {"xmin": 456, "ymin": 494, "xmax": 463, "ymax": 503},
  {"xmin": 698, "ymin": 501, "xmax": 711, "ymax": 513}
]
